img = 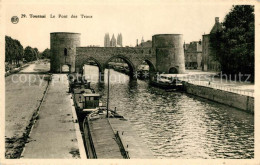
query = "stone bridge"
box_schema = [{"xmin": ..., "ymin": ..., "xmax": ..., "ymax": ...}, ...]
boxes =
[
  {"xmin": 75, "ymin": 47, "xmax": 156, "ymax": 80},
  {"xmin": 50, "ymin": 32, "xmax": 186, "ymax": 80}
]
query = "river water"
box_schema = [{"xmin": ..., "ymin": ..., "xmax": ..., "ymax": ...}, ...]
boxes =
[{"xmin": 84, "ymin": 65, "xmax": 254, "ymax": 159}]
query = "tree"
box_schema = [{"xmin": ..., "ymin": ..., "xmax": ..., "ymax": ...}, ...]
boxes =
[
  {"xmin": 14, "ymin": 39, "xmax": 24, "ymax": 65},
  {"xmin": 5, "ymin": 36, "xmax": 13, "ymax": 64},
  {"xmin": 5, "ymin": 36, "xmax": 24, "ymax": 65},
  {"xmin": 41, "ymin": 48, "xmax": 50, "ymax": 59},
  {"xmin": 24, "ymin": 46, "xmax": 37, "ymax": 62},
  {"xmin": 210, "ymin": 5, "xmax": 254, "ymax": 82},
  {"xmin": 33, "ymin": 48, "xmax": 39, "ymax": 60}
]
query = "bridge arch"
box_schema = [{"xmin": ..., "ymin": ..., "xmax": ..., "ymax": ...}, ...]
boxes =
[
  {"xmin": 137, "ymin": 59, "xmax": 157, "ymax": 80},
  {"xmin": 80, "ymin": 57, "xmax": 103, "ymax": 74},
  {"xmin": 105, "ymin": 55, "xmax": 136, "ymax": 80},
  {"xmin": 143, "ymin": 59, "xmax": 156, "ymax": 72},
  {"xmin": 169, "ymin": 67, "xmax": 178, "ymax": 74}
]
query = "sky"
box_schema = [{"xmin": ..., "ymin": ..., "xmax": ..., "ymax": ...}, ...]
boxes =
[{"xmin": 4, "ymin": 0, "xmax": 234, "ymax": 51}]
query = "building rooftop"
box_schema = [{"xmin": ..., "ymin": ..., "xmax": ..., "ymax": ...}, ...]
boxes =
[{"xmin": 50, "ymin": 32, "xmax": 81, "ymax": 34}]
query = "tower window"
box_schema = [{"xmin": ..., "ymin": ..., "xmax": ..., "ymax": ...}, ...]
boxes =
[{"xmin": 64, "ymin": 48, "xmax": 68, "ymax": 56}]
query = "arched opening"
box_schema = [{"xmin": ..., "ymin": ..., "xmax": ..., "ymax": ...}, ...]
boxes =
[
  {"xmin": 169, "ymin": 67, "xmax": 178, "ymax": 74},
  {"xmin": 81, "ymin": 57, "xmax": 103, "ymax": 82},
  {"xmin": 137, "ymin": 60, "xmax": 156, "ymax": 80},
  {"xmin": 105, "ymin": 55, "xmax": 136, "ymax": 80},
  {"xmin": 61, "ymin": 64, "xmax": 70, "ymax": 73}
]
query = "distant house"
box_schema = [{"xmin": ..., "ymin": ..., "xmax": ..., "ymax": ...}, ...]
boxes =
[
  {"xmin": 202, "ymin": 17, "xmax": 223, "ymax": 71},
  {"xmin": 136, "ymin": 39, "xmax": 152, "ymax": 48},
  {"xmin": 184, "ymin": 41, "xmax": 202, "ymax": 69}
]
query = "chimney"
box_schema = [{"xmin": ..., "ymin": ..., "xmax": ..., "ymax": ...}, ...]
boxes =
[
  {"xmin": 136, "ymin": 39, "xmax": 138, "ymax": 46},
  {"xmin": 215, "ymin": 17, "xmax": 219, "ymax": 23}
]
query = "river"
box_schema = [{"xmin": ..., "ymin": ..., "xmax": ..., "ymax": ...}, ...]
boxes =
[{"xmin": 84, "ymin": 65, "xmax": 254, "ymax": 159}]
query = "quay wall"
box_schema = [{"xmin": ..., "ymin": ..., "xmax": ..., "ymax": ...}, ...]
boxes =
[{"xmin": 183, "ymin": 82, "xmax": 254, "ymax": 114}]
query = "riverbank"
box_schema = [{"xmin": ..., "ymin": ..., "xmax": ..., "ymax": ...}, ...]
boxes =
[
  {"xmin": 5, "ymin": 59, "xmax": 49, "ymax": 77},
  {"xmin": 161, "ymin": 71, "xmax": 254, "ymax": 113},
  {"xmin": 5, "ymin": 74, "xmax": 49, "ymax": 158},
  {"xmin": 21, "ymin": 74, "xmax": 86, "ymax": 158},
  {"xmin": 5, "ymin": 64, "xmax": 29, "ymax": 77},
  {"xmin": 5, "ymin": 61, "xmax": 51, "ymax": 158},
  {"xmin": 19, "ymin": 60, "xmax": 50, "ymax": 73},
  {"xmin": 183, "ymin": 82, "xmax": 254, "ymax": 114}
]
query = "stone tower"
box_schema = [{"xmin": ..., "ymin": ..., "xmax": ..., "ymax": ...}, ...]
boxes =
[
  {"xmin": 117, "ymin": 33, "xmax": 123, "ymax": 47},
  {"xmin": 104, "ymin": 33, "xmax": 110, "ymax": 47},
  {"xmin": 152, "ymin": 34, "xmax": 185, "ymax": 74},
  {"xmin": 50, "ymin": 32, "xmax": 81, "ymax": 73},
  {"xmin": 110, "ymin": 34, "xmax": 116, "ymax": 47}
]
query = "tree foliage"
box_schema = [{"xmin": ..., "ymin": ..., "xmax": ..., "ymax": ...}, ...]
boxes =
[
  {"xmin": 210, "ymin": 5, "xmax": 254, "ymax": 82},
  {"xmin": 41, "ymin": 48, "xmax": 51, "ymax": 59},
  {"xmin": 33, "ymin": 48, "xmax": 39, "ymax": 59},
  {"xmin": 5, "ymin": 36, "xmax": 24, "ymax": 64},
  {"xmin": 24, "ymin": 46, "xmax": 37, "ymax": 62}
]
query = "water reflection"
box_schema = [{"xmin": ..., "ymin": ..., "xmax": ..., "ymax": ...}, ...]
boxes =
[{"xmin": 84, "ymin": 65, "xmax": 254, "ymax": 159}]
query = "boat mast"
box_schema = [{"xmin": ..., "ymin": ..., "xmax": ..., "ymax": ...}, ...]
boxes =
[{"xmin": 106, "ymin": 67, "xmax": 110, "ymax": 118}]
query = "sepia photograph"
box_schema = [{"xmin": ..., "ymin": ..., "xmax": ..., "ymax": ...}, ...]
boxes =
[{"xmin": 0, "ymin": 0, "xmax": 259, "ymax": 164}]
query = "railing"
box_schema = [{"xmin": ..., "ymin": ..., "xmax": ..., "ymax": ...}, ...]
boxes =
[{"xmin": 181, "ymin": 79, "xmax": 254, "ymax": 97}]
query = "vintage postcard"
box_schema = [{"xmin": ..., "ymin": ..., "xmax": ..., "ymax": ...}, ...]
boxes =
[{"xmin": 0, "ymin": 0, "xmax": 259, "ymax": 164}]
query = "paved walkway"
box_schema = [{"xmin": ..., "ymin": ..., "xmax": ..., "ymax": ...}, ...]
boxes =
[
  {"xmin": 22, "ymin": 74, "xmax": 85, "ymax": 158},
  {"xmin": 162, "ymin": 70, "xmax": 254, "ymax": 97},
  {"xmin": 5, "ymin": 73, "xmax": 48, "ymax": 158},
  {"xmin": 19, "ymin": 60, "xmax": 50, "ymax": 73},
  {"xmin": 19, "ymin": 64, "xmax": 36, "ymax": 73}
]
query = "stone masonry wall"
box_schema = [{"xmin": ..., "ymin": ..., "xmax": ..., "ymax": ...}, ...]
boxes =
[
  {"xmin": 75, "ymin": 47, "xmax": 156, "ymax": 73},
  {"xmin": 50, "ymin": 32, "xmax": 80, "ymax": 73},
  {"xmin": 152, "ymin": 34, "xmax": 185, "ymax": 74},
  {"xmin": 183, "ymin": 82, "xmax": 254, "ymax": 113}
]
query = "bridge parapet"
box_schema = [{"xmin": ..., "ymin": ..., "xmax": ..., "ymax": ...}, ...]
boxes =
[
  {"xmin": 50, "ymin": 32, "xmax": 185, "ymax": 77},
  {"xmin": 75, "ymin": 47, "xmax": 156, "ymax": 75}
]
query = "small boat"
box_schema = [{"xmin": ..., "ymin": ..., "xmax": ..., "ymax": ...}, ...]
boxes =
[
  {"xmin": 74, "ymin": 89, "xmax": 102, "ymax": 113},
  {"xmin": 69, "ymin": 74, "xmax": 90, "ymax": 92},
  {"xmin": 82, "ymin": 68, "xmax": 126, "ymax": 159},
  {"xmin": 88, "ymin": 108, "xmax": 124, "ymax": 121},
  {"xmin": 69, "ymin": 74, "xmax": 103, "ymax": 120},
  {"xmin": 150, "ymin": 75, "xmax": 183, "ymax": 90}
]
